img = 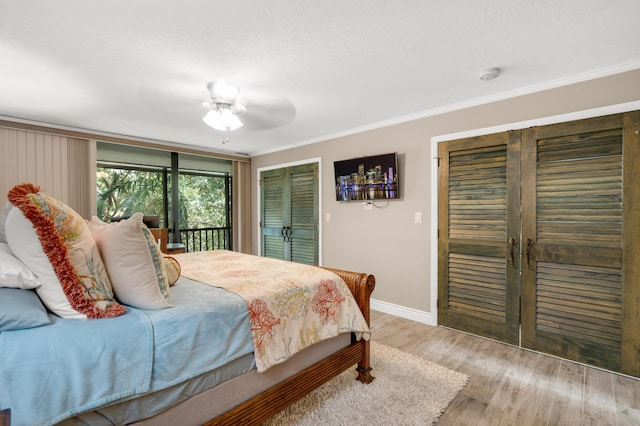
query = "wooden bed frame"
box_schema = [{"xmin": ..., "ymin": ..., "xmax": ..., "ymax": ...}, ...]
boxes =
[
  {"xmin": 0, "ymin": 268, "xmax": 374, "ymax": 426},
  {"xmin": 205, "ymin": 267, "xmax": 375, "ymax": 425}
]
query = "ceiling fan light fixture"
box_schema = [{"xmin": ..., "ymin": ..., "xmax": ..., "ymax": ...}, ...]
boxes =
[
  {"xmin": 207, "ymin": 80, "xmax": 240, "ymax": 104},
  {"xmin": 203, "ymin": 80, "xmax": 246, "ymax": 134},
  {"xmin": 203, "ymin": 108, "xmax": 243, "ymax": 131}
]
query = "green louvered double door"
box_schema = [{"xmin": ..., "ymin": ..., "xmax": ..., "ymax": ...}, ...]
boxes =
[
  {"xmin": 438, "ymin": 111, "xmax": 640, "ymax": 376},
  {"xmin": 260, "ymin": 163, "xmax": 319, "ymax": 265}
]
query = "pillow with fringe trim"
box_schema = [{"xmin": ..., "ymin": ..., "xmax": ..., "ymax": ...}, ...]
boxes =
[
  {"xmin": 87, "ymin": 213, "xmax": 172, "ymax": 309},
  {"xmin": 5, "ymin": 183, "xmax": 125, "ymax": 319}
]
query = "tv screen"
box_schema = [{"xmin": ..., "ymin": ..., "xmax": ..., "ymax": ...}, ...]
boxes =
[{"xmin": 334, "ymin": 152, "xmax": 399, "ymax": 201}]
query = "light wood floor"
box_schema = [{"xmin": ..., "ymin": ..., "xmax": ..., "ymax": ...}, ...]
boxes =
[{"xmin": 370, "ymin": 311, "xmax": 640, "ymax": 426}]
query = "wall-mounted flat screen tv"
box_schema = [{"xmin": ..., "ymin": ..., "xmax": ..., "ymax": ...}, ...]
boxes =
[{"xmin": 334, "ymin": 152, "xmax": 399, "ymax": 201}]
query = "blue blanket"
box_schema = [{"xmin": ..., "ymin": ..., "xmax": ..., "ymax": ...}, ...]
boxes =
[{"xmin": 0, "ymin": 278, "xmax": 253, "ymax": 426}]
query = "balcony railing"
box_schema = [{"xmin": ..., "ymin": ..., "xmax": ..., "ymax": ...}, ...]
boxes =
[{"xmin": 170, "ymin": 227, "xmax": 232, "ymax": 252}]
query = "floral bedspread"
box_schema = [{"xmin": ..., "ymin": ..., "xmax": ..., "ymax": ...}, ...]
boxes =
[{"xmin": 175, "ymin": 250, "xmax": 370, "ymax": 372}]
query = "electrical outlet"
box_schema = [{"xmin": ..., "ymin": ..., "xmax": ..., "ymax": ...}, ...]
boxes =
[{"xmin": 364, "ymin": 203, "xmax": 373, "ymax": 210}]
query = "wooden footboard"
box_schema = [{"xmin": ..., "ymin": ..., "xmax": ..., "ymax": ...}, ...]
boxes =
[
  {"xmin": 205, "ymin": 268, "xmax": 375, "ymax": 426},
  {"xmin": 0, "ymin": 409, "xmax": 10, "ymax": 426},
  {"xmin": 322, "ymin": 267, "xmax": 376, "ymax": 384}
]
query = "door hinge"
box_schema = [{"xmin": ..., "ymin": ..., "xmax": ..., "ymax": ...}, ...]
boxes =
[{"xmin": 434, "ymin": 156, "xmax": 442, "ymax": 167}]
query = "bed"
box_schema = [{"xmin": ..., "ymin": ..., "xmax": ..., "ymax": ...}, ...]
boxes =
[{"xmin": 0, "ymin": 184, "xmax": 375, "ymax": 426}]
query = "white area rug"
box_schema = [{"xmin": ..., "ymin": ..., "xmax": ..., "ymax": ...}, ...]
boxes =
[{"xmin": 263, "ymin": 342, "xmax": 469, "ymax": 425}]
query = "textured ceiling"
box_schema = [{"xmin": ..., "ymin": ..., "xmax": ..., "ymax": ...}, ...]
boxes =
[{"xmin": 1, "ymin": 0, "xmax": 640, "ymax": 156}]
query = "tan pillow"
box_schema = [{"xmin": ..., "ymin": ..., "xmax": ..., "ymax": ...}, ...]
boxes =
[
  {"xmin": 164, "ymin": 256, "xmax": 181, "ymax": 286},
  {"xmin": 6, "ymin": 183, "xmax": 125, "ymax": 318},
  {"xmin": 88, "ymin": 213, "xmax": 172, "ymax": 309}
]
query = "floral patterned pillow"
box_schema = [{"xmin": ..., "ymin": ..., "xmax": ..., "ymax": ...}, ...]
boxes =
[{"xmin": 5, "ymin": 183, "xmax": 125, "ymax": 318}]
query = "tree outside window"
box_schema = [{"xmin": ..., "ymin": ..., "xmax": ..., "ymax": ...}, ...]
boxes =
[
  {"xmin": 96, "ymin": 166, "xmax": 165, "ymax": 224},
  {"xmin": 96, "ymin": 144, "xmax": 232, "ymax": 252}
]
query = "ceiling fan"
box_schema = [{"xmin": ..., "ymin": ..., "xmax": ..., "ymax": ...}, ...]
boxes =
[{"xmin": 138, "ymin": 76, "xmax": 297, "ymax": 142}]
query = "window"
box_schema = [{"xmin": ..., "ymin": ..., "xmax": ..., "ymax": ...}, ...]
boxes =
[
  {"xmin": 96, "ymin": 165, "xmax": 167, "ymax": 224},
  {"xmin": 96, "ymin": 142, "xmax": 232, "ymax": 252}
]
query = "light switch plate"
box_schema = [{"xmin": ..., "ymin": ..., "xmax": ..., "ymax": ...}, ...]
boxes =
[{"xmin": 414, "ymin": 212, "xmax": 423, "ymax": 223}]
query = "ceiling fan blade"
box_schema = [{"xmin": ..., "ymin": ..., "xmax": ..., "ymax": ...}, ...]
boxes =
[
  {"xmin": 136, "ymin": 75, "xmax": 209, "ymax": 125},
  {"xmin": 138, "ymin": 86, "xmax": 201, "ymax": 108},
  {"xmin": 239, "ymin": 91, "xmax": 296, "ymax": 131}
]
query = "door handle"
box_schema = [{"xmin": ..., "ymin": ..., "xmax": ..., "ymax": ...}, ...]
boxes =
[
  {"xmin": 508, "ymin": 237, "xmax": 517, "ymax": 267},
  {"xmin": 525, "ymin": 238, "xmax": 534, "ymax": 268},
  {"xmin": 281, "ymin": 226, "xmax": 292, "ymax": 242}
]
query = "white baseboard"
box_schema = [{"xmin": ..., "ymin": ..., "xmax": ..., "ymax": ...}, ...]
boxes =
[{"xmin": 370, "ymin": 298, "xmax": 435, "ymax": 326}]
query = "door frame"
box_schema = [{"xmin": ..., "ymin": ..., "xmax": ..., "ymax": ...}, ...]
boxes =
[
  {"xmin": 430, "ymin": 100, "xmax": 640, "ymax": 326},
  {"xmin": 256, "ymin": 157, "xmax": 323, "ymax": 265}
]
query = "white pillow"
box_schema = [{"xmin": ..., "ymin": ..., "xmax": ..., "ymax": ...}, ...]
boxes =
[
  {"xmin": 0, "ymin": 202, "xmax": 11, "ymax": 244},
  {"xmin": 88, "ymin": 213, "xmax": 172, "ymax": 309},
  {"xmin": 0, "ymin": 242, "xmax": 41, "ymax": 289}
]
